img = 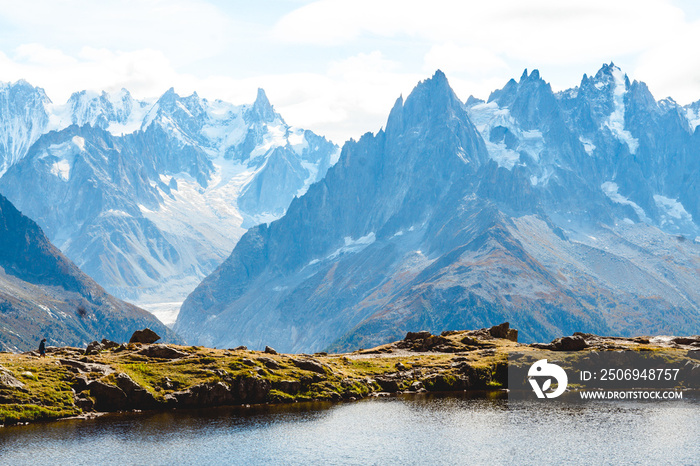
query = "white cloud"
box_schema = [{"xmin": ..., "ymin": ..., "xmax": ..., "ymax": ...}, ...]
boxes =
[
  {"xmin": 1, "ymin": 0, "xmax": 700, "ymax": 146},
  {"xmin": 0, "ymin": 46, "xmax": 186, "ymax": 102},
  {"xmin": 424, "ymin": 43, "xmax": 509, "ymax": 75},
  {"xmin": 14, "ymin": 44, "xmax": 77, "ymax": 66},
  {"xmin": 0, "ymin": 0, "xmax": 233, "ymax": 66},
  {"xmin": 273, "ymin": 0, "xmax": 685, "ymax": 64},
  {"xmin": 634, "ymin": 18, "xmax": 700, "ymax": 104}
]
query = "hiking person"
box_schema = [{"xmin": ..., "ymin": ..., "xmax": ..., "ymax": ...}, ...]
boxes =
[{"xmin": 39, "ymin": 338, "xmax": 46, "ymax": 357}]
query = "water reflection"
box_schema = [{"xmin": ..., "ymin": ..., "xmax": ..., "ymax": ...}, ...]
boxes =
[{"xmin": 0, "ymin": 393, "xmax": 697, "ymax": 465}]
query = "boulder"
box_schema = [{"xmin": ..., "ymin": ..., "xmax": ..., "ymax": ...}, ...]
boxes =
[
  {"xmin": 129, "ymin": 328, "xmax": 161, "ymax": 344},
  {"xmin": 172, "ymin": 382, "xmax": 234, "ymax": 407},
  {"xmin": 233, "ymin": 376, "xmax": 271, "ymax": 403},
  {"xmin": 171, "ymin": 375, "xmax": 272, "ymax": 407},
  {"xmin": 688, "ymin": 350, "xmax": 700, "ymax": 361},
  {"xmin": 71, "ymin": 376, "xmax": 89, "ymax": 393},
  {"xmin": 59, "ymin": 359, "xmax": 114, "ymax": 375},
  {"xmin": 114, "ymin": 373, "xmax": 157, "ymax": 409},
  {"xmin": 409, "ymin": 381, "xmax": 424, "ymax": 392},
  {"xmin": 375, "ymin": 376, "xmax": 400, "ymax": 392},
  {"xmin": 75, "ymin": 396, "xmax": 94, "ymax": 411},
  {"xmin": 551, "ymin": 335, "xmax": 588, "ymax": 351},
  {"xmin": 258, "ymin": 357, "xmax": 280, "ymax": 369},
  {"xmin": 138, "ymin": 345, "xmax": 189, "ymax": 359},
  {"xmin": 101, "ymin": 339, "xmax": 121, "ymax": 350},
  {"xmin": 272, "ymin": 379, "xmax": 302, "ymax": 394},
  {"xmin": 422, "ymin": 373, "xmax": 468, "ymax": 391},
  {"xmin": 291, "ymin": 358, "xmax": 327, "ymax": 374},
  {"xmin": 87, "ymin": 380, "xmax": 129, "ymax": 411},
  {"xmin": 264, "ymin": 346, "xmax": 278, "ymax": 355},
  {"xmin": 673, "ymin": 336, "xmax": 700, "ymax": 346},
  {"xmin": 405, "ymin": 331, "xmax": 432, "ymax": 341},
  {"xmin": 0, "ymin": 365, "xmax": 24, "ymax": 389},
  {"xmin": 397, "ymin": 332, "xmax": 457, "ymax": 352},
  {"xmin": 451, "ymin": 361, "xmax": 476, "ymax": 377},
  {"xmin": 85, "ymin": 341, "xmax": 103, "ymax": 355},
  {"xmin": 488, "ymin": 322, "xmax": 518, "ymax": 342},
  {"xmin": 632, "ymin": 337, "xmax": 650, "ymax": 344}
]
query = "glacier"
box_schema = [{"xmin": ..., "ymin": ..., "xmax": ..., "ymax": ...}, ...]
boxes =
[{"xmin": 0, "ymin": 82, "xmax": 338, "ymax": 325}]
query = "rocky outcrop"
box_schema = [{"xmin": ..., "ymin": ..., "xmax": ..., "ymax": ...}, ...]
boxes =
[
  {"xmin": 85, "ymin": 341, "xmax": 103, "ymax": 355},
  {"xmin": 137, "ymin": 345, "xmax": 189, "ymax": 359},
  {"xmin": 84, "ymin": 339, "xmax": 122, "ymax": 354},
  {"xmin": 532, "ymin": 335, "xmax": 588, "ymax": 351},
  {"xmin": 87, "ymin": 380, "xmax": 129, "ymax": 412},
  {"xmin": 553, "ymin": 335, "xmax": 588, "ymax": 351},
  {"xmin": 0, "ymin": 364, "xmax": 24, "ymax": 388},
  {"xmin": 673, "ymin": 336, "xmax": 700, "ymax": 347},
  {"xmin": 395, "ymin": 332, "xmax": 458, "ymax": 352},
  {"xmin": 169, "ymin": 376, "xmax": 272, "ymax": 408},
  {"xmin": 392, "ymin": 323, "xmax": 517, "ymax": 353},
  {"xmin": 488, "ymin": 322, "xmax": 518, "ymax": 342},
  {"xmin": 258, "ymin": 357, "xmax": 280, "ymax": 369},
  {"xmin": 114, "ymin": 373, "xmax": 157, "ymax": 409},
  {"xmin": 533, "ymin": 333, "xmax": 700, "ymax": 351},
  {"xmin": 83, "ymin": 373, "xmax": 158, "ymax": 412},
  {"xmin": 272, "ymin": 379, "xmax": 301, "ymax": 393},
  {"xmin": 169, "ymin": 382, "xmax": 234, "ymax": 407},
  {"xmin": 290, "ymin": 358, "xmax": 327, "ymax": 374},
  {"xmin": 59, "ymin": 359, "xmax": 114, "ymax": 375}
]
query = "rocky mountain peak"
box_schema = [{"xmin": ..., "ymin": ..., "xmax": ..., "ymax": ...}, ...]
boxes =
[
  {"xmin": 246, "ymin": 88, "xmax": 279, "ymax": 123},
  {"xmin": 519, "ymin": 68, "xmax": 541, "ymax": 82},
  {"xmin": 588, "ymin": 62, "xmax": 629, "ymax": 92},
  {"xmin": 390, "ymin": 69, "xmax": 467, "ymax": 134}
]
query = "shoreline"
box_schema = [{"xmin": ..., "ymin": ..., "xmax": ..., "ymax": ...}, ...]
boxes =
[{"xmin": 1, "ymin": 323, "xmax": 698, "ymax": 427}]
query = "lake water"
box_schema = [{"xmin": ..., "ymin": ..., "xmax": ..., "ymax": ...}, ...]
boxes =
[{"xmin": 1, "ymin": 392, "xmax": 698, "ymax": 465}]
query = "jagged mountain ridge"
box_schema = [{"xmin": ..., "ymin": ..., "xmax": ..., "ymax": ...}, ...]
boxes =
[
  {"xmin": 0, "ymin": 193, "xmax": 178, "ymax": 352},
  {"xmin": 176, "ymin": 66, "xmax": 700, "ymax": 352},
  {"xmin": 0, "ymin": 83, "xmax": 338, "ymax": 322}
]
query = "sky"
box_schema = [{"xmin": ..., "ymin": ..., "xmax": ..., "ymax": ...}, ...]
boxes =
[{"xmin": 1, "ymin": 0, "xmax": 699, "ymax": 144}]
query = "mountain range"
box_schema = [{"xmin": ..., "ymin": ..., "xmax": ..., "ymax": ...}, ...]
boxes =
[
  {"xmin": 175, "ymin": 64, "xmax": 700, "ymax": 352},
  {"xmin": 0, "ymin": 193, "xmax": 177, "ymax": 352},
  {"xmin": 0, "ymin": 83, "xmax": 337, "ymax": 323}
]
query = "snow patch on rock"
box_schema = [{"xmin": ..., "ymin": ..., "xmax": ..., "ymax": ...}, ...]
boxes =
[
  {"xmin": 602, "ymin": 181, "xmax": 648, "ymax": 221},
  {"xmin": 603, "ymin": 67, "xmax": 639, "ymax": 154}
]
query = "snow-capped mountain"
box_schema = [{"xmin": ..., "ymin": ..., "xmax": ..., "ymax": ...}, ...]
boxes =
[
  {"xmin": 175, "ymin": 66, "xmax": 700, "ymax": 352},
  {"xmin": 0, "ymin": 82, "xmax": 338, "ymax": 323},
  {"xmin": 0, "ymin": 80, "xmax": 51, "ymax": 175}
]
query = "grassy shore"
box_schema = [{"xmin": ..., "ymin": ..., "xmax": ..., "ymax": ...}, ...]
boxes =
[{"xmin": 1, "ymin": 326, "xmax": 697, "ymax": 426}]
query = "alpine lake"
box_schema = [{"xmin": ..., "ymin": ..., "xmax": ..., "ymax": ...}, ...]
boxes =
[{"xmin": 1, "ymin": 391, "xmax": 698, "ymax": 465}]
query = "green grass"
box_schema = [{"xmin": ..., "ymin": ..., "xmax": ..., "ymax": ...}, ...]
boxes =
[
  {"xmin": 0, "ymin": 355, "xmax": 81, "ymax": 425},
  {"xmin": 0, "ymin": 404, "xmax": 78, "ymax": 425}
]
